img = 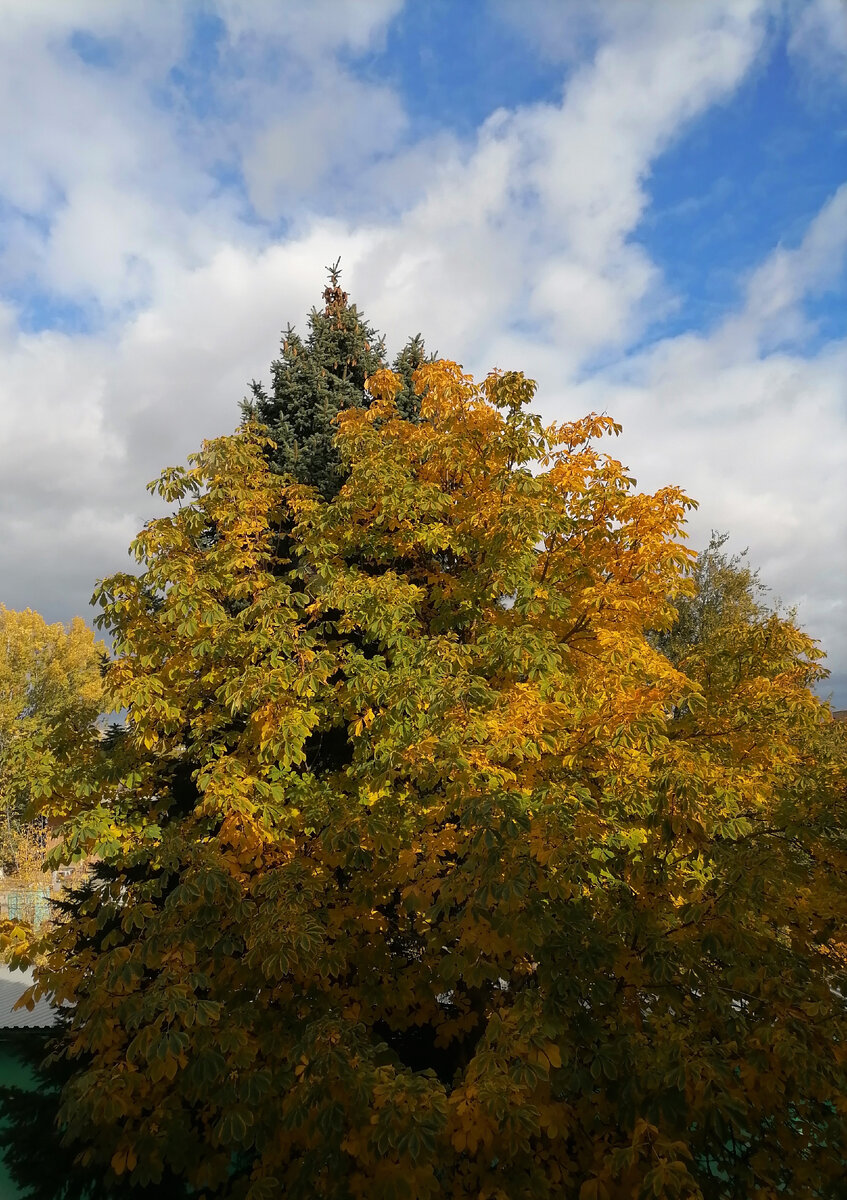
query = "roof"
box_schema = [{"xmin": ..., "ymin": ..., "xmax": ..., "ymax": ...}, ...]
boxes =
[{"xmin": 0, "ymin": 965, "xmax": 57, "ymax": 1029}]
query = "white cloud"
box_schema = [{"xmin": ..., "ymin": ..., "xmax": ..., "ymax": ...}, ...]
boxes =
[
  {"xmin": 242, "ymin": 73, "xmax": 407, "ymax": 215},
  {"xmin": 213, "ymin": 0, "xmax": 402, "ymax": 51},
  {"xmin": 0, "ymin": 0, "xmax": 403, "ymax": 307},
  {"xmin": 786, "ymin": 0, "xmax": 847, "ymax": 90},
  {"xmin": 741, "ymin": 184, "xmax": 847, "ymax": 349},
  {"xmin": 494, "ymin": 0, "xmax": 765, "ymax": 65}
]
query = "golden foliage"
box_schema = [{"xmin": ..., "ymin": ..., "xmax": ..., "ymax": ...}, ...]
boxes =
[
  {"xmin": 0, "ymin": 605, "xmax": 105, "ymax": 826},
  {"xmin": 13, "ymin": 363, "xmax": 847, "ymax": 1197}
]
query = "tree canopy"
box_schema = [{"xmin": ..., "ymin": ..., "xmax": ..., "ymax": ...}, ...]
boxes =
[
  {"xmin": 0, "ymin": 606, "xmax": 104, "ymax": 844},
  {"xmin": 3, "ymin": 359, "xmax": 846, "ymax": 1199}
]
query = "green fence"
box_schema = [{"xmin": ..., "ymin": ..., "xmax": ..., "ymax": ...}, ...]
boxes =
[{"xmin": 1, "ymin": 888, "xmax": 52, "ymax": 927}]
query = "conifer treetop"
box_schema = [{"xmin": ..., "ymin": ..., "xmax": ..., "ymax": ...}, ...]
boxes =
[{"xmin": 245, "ymin": 262, "xmax": 427, "ymax": 498}]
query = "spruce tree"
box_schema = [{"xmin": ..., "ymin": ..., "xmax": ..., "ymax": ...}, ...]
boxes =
[
  {"xmin": 390, "ymin": 331, "xmax": 430, "ymax": 421},
  {"xmin": 246, "ymin": 260, "xmax": 428, "ymax": 498}
]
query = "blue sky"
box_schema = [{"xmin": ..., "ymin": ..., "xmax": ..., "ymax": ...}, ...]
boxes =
[
  {"xmin": 0, "ymin": 0, "xmax": 845, "ymax": 702},
  {"xmin": 641, "ymin": 37, "xmax": 846, "ymax": 344}
]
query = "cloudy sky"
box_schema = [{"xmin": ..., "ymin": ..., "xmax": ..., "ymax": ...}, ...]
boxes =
[{"xmin": 1, "ymin": 0, "xmax": 845, "ymax": 704}]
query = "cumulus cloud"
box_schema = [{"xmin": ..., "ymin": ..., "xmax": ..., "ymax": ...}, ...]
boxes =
[{"xmin": 0, "ymin": 0, "xmax": 402, "ymax": 308}]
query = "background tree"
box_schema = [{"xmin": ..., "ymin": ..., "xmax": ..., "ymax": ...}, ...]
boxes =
[
  {"xmin": 651, "ymin": 531, "xmax": 766, "ymax": 663},
  {"xmin": 4, "ymin": 363, "xmax": 846, "ymax": 1199},
  {"xmin": 0, "ymin": 607, "xmax": 104, "ymax": 854}
]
